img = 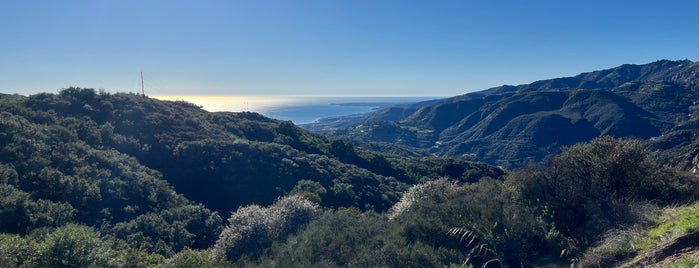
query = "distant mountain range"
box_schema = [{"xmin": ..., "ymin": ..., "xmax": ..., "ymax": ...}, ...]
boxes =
[{"xmin": 305, "ymin": 59, "xmax": 699, "ymax": 169}]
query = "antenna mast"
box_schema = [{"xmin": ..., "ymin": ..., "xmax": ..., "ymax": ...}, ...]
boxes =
[{"xmin": 140, "ymin": 71, "xmax": 145, "ymax": 97}]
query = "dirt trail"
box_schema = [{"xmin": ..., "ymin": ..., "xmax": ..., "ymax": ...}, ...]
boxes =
[{"xmin": 618, "ymin": 231, "xmax": 699, "ymax": 267}]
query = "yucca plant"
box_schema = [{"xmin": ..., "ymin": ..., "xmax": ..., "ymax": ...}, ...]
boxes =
[{"xmin": 448, "ymin": 227, "xmax": 503, "ymax": 268}]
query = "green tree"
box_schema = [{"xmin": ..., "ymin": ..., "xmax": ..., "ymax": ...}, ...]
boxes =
[
  {"xmin": 162, "ymin": 248, "xmax": 215, "ymax": 268},
  {"xmin": 290, "ymin": 179, "xmax": 327, "ymax": 204},
  {"xmin": 0, "ymin": 233, "xmax": 40, "ymax": 267},
  {"xmin": 38, "ymin": 224, "xmax": 118, "ymax": 267}
]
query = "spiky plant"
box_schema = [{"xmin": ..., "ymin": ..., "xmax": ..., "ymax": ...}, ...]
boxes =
[{"xmin": 448, "ymin": 227, "xmax": 503, "ymax": 268}]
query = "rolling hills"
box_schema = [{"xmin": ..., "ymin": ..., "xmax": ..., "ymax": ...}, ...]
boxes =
[
  {"xmin": 2, "ymin": 60, "xmax": 699, "ymax": 267},
  {"xmin": 305, "ymin": 59, "xmax": 699, "ymax": 168},
  {"xmin": 0, "ymin": 88, "xmax": 502, "ymax": 265}
]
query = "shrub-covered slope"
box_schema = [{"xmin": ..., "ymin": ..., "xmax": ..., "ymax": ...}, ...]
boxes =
[
  {"xmin": 230, "ymin": 137, "xmax": 698, "ymax": 267},
  {"xmin": 0, "ymin": 88, "xmax": 502, "ymax": 265},
  {"xmin": 0, "ymin": 93, "xmax": 224, "ymax": 256},
  {"xmin": 306, "ymin": 60, "xmax": 699, "ymax": 168},
  {"xmin": 3, "ymin": 89, "xmax": 501, "ymax": 212},
  {"xmin": 1, "ymin": 88, "xmax": 697, "ymax": 267}
]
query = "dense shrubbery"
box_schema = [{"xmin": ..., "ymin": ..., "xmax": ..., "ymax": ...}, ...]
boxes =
[
  {"xmin": 1, "ymin": 89, "xmax": 697, "ymax": 267},
  {"xmin": 5, "ymin": 88, "xmax": 495, "ymax": 215},
  {"xmin": 232, "ymin": 137, "xmax": 697, "ymax": 267},
  {"xmin": 0, "ymin": 223, "xmax": 165, "ymax": 268},
  {"xmin": 512, "ymin": 137, "xmax": 698, "ymax": 252},
  {"xmin": 0, "ymin": 89, "xmax": 499, "ymax": 266},
  {"xmin": 0, "ymin": 93, "xmax": 225, "ymax": 258}
]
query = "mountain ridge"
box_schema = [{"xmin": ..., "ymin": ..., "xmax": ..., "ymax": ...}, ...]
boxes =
[{"xmin": 305, "ymin": 59, "xmax": 699, "ymax": 168}]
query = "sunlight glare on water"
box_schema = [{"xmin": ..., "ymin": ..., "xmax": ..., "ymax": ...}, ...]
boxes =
[
  {"xmin": 151, "ymin": 95, "xmax": 309, "ymax": 113},
  {"xmin": 152, "ymin": 94, "xmax": 438, "ymax": 124}
]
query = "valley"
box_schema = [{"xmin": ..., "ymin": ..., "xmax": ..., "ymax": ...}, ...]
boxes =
[{"xmin": 306, "ymin": 60, "xmax": 699, "ymax": 170}]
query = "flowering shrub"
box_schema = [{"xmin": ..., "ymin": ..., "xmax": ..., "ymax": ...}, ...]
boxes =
[{"xmin": 209, "ymin": 195, "xmax": 318, "ymax": 263}]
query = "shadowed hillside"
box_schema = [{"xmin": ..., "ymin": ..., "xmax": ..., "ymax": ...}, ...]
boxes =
[{"xmin": 305, "ymin": 60, "xmax": 699, "ymax": 168}]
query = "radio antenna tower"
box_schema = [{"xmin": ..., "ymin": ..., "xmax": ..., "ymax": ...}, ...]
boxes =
[{"xmin": 140, "ymin": 72, "xmax": 146, "ymax": 97}]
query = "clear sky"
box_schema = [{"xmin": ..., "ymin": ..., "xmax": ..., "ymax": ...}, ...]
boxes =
[{"xmin": 1, "ymin": 0, "xmax": 697, "ymax": 97}]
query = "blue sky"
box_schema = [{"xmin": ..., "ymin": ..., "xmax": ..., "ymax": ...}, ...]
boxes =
[{"xmin": 1, "ymin": 0, "xmax": 697, "ymax": 96}]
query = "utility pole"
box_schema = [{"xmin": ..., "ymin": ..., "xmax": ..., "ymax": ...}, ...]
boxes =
[{"xmin": 140, "ymin": 71, "xmax": 145, "ymax": 97}]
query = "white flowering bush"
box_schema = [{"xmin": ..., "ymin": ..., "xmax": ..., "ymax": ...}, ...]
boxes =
[
  {"xmin": 209, "ymin": 195, "xmax": 318, "ymax": 263},
  {"xmin": 386, "ymin": 178, "xmax": 457, "ymax": 221}
]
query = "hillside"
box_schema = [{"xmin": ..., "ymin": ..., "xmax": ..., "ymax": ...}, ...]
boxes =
[
  {"xmin": 0, "ymin": 88, "xmax": 505, "ymax": 266},
  {"xmin": 305, "ymin": 59, "xmax": 699, "ymax": 168},
  {"xmin": 3, "ymin": 89, "xmax": 504, "ymax": 212},
  {"xmin": 0, "ymin": 87, "xmax": 697, "ymax": 267}
]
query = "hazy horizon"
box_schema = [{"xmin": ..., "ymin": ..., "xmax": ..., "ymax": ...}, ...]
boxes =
[{"xmin": 151, "ymin": 94, "xmax": 440, "ymax": 113}]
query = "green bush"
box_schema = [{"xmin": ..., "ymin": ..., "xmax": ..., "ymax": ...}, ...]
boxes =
[{"xmin": 510, "ymin": 137, "xmax": 699, "ymax": 257}]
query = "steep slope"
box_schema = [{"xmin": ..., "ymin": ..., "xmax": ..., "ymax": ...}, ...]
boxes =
[
  {"xmin": 309, "ymin": 60, "xmax": 699, "ymax": 168},
  {"xmin": 436, "ymin": 89, "xmax": 661, "ymax": 165},
  {"xmin": 0, "ymin": 93, "xmax": 224, "ymax": 254}
]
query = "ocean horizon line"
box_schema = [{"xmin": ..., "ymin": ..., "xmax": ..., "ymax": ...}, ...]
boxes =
[
  {"xmin": 150, "ymin": 94, "xmax": 440, "ymax": 124},
  {"xmin": 151, "ymin": 95, "xmax": 442, "ymax": 111},
  {"xmin": 151, "ymin": 93, "xmax": 447, "ymax": 99}
]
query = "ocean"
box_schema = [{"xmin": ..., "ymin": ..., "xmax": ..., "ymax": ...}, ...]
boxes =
[{"xmin": 152, "ymin": 95, "xmax": 439, "ymax": 124}]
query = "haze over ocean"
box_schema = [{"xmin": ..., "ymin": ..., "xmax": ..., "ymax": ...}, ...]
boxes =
[{"xmin": 152, "ymin": 95, "xmax": 438, "ymax": 124}]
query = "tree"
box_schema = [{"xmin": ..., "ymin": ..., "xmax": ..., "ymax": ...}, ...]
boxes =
[
  {"xmin": 0, "ymin": 233, "xmax": 40, "ymax": 267},
  {"xmin": 39, "ymin": 224, "xmax": 118, "ymax": 267},
  {"xmin": 290, "ymin": 179, "xmax": 327, "ymax": 204}
]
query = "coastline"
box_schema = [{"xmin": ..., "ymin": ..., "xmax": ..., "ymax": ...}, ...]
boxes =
[{"xmin": 152, "ymin": 95, "xmax": 440, "ymax": 124}]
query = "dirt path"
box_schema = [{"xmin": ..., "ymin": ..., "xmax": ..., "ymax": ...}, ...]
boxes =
[{"xmin": 618, "ymin": 231, "xmax": 699, "ymax": 267}]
